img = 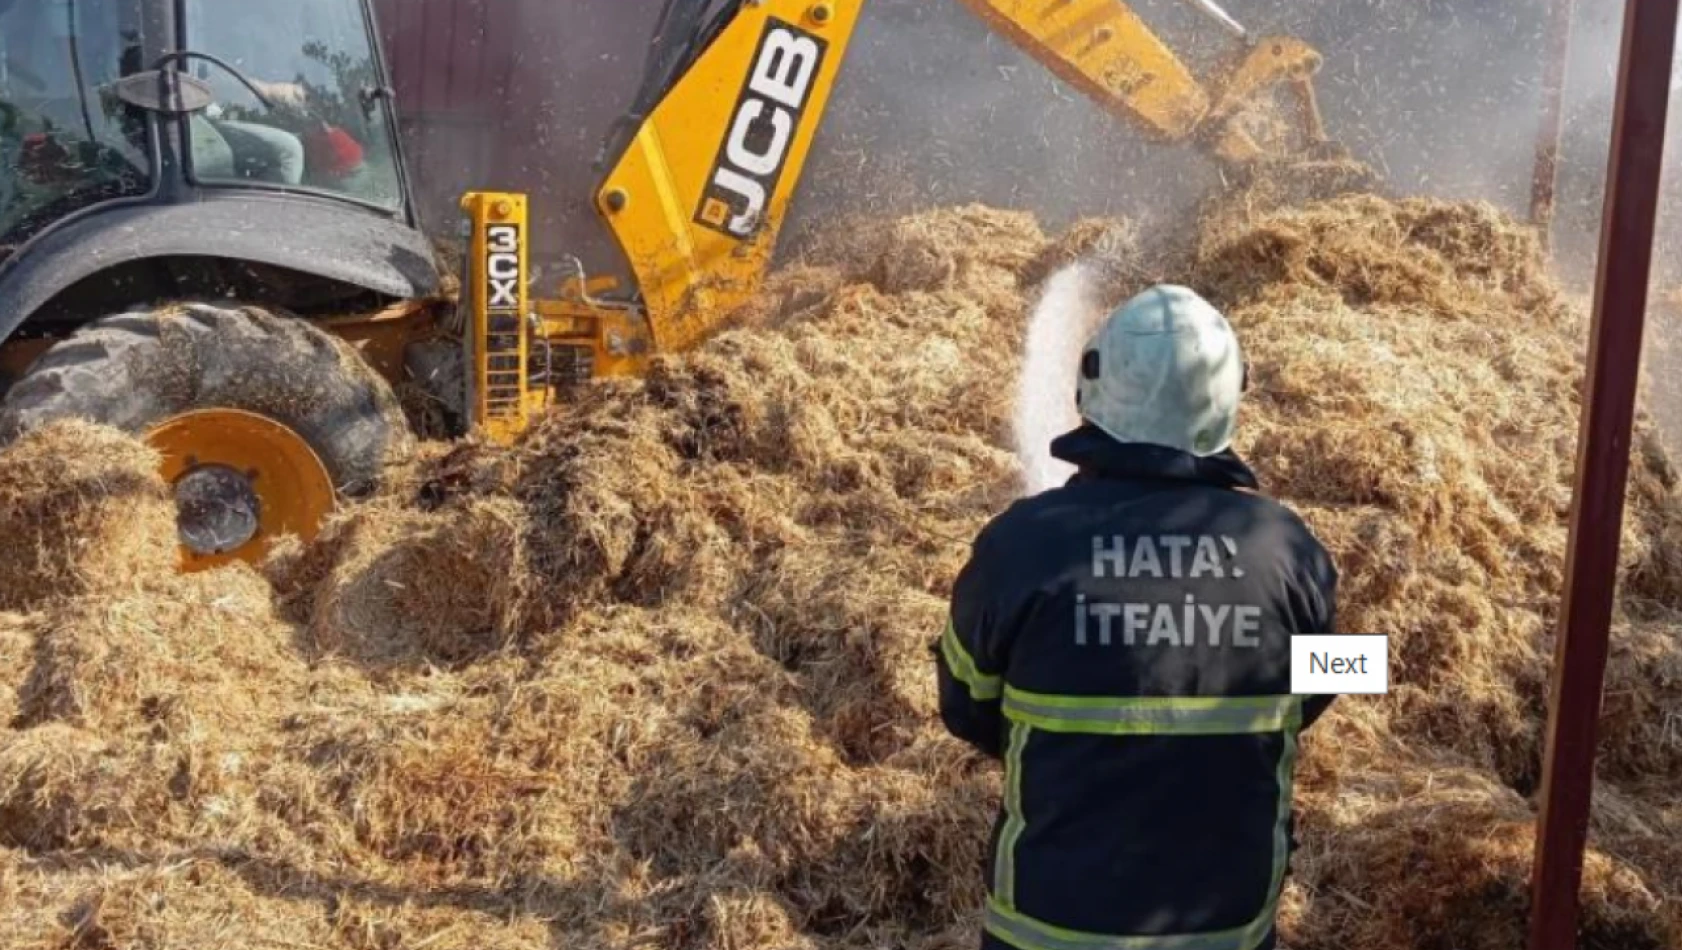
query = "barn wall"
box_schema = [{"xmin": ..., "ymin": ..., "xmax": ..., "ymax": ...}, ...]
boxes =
[{"xmin": 371, "ymin": 0, "xmax": 660, "ymax": 277}]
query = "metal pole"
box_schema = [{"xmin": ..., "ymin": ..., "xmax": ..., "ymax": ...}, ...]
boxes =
[
  {"xmin": 1530, "ymin": 0, "xmax": 1576, "ymax": 240},
  {"xmin": 1528, "ymin": 2, "xmax": 1678, "ymax": 949}
]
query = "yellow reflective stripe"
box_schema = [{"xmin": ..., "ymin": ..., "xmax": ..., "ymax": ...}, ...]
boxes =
[
  {"xmin": 1002, "ymin": 687, "xmax": 1296, "ymax": 735},
  {"xmin": 1004, "ymin": 690, "xmax": 1290, "ymax": 712},
  {"xmin": 984, "ymin": 698, "xmax": 1303, "ymax": 950},
  {"xmin": 986, "ymin": 900, "xmax": 1268, "ymax": 950},
  {"xmin": 993, "ymin": 719, "xmax": 1030, "ymax": 908},
  {"xmin": 942, "ymin": 619, "xmax": 1002, "ymax": 701},
  {"xmin": 1258, "ymin": 700, "xmax": 1302, "ymax": 942}
]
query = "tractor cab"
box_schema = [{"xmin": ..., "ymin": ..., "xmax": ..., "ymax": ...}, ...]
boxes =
[
  {"xmin": 0, "ymin": 0, "xmax": 434, "ymax": 324},
  {"xmin": 0, "ymin": 0, "xmax": 153, "ymax": 260}
]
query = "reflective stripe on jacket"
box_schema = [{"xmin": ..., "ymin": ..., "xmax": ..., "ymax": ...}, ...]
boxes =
[{"xmin": 936, "ymin": 427, "xmax": 1338, "ymax": 950}]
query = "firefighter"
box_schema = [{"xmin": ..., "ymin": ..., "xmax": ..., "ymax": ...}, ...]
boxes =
[{"xmin": 936, "ymin": 284, "xmax": 1339, "ymax": 950}]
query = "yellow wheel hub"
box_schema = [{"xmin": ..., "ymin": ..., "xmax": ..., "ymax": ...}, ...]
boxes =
[{"xmin": 145, "ymin": 408, "xmax": 335, "ymax": 571}]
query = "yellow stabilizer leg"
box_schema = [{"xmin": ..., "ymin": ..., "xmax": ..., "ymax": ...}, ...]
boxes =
[{"xmin": 460, "ymin": 191, "xmax": 533, "ymax": 444}]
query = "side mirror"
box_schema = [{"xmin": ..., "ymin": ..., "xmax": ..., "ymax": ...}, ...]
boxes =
[{"xmin": 357, "ymin": 84, "xmax": 394, "ymax": 119}]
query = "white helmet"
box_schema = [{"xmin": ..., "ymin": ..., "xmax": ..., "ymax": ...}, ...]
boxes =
[{"xmin": 1076, "ymin": 284, "xmax": 1244, "ymax": 457}]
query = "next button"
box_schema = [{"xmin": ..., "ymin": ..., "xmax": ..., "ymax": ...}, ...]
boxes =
[{"xmin": 1291, "ymin": 634, "xmax": 1389, "ymax": 695}]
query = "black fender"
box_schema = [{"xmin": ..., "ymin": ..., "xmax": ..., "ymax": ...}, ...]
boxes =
[{"xmin": 0, "ymin": 191, "xmax": 441, "ymax": 337}]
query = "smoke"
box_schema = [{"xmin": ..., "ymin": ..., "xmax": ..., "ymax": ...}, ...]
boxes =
[
  {"xmin": 1014, "ymin": 261, "xmax": 1110, "ymax": 497},
  {"xmin": 1304, "ymin": 1, "xmax": 1627, "ymax": 282},
  {"xmin": 786, "ymin": 1, "xmax": 1641, "ymax": 277},
  {"xmin": 789, "ymin": 0, "xmax": 1223, "ymax": 242}
]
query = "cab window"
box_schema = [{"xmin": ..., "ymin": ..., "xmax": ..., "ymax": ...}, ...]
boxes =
[
  {"xmin": 0, "ymin": 0, "xmax": 152, "ymax": 258},
  {"xmin": 183, "ymin": 0, "xmax": 401, "ymax": 210}
]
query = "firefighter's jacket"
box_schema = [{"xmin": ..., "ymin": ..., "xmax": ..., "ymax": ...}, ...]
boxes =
[{"xmin": 937, "ymin": 426, "xmax": 1338, "ymax": 950}]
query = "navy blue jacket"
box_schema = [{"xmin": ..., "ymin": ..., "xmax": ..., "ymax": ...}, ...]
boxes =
[{"xmin": 936, "ymin": 427, "xmax": 1338, "ymax": 950}]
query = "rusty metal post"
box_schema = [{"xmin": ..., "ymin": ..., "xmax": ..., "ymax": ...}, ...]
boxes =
[
  {"xmin": 1528, "ymin": 2, "xmax": 1678, "ymax": 949},
  {"xmin": 1530, "ymin": 0, "xmax": 1576, "ymax": 240}
]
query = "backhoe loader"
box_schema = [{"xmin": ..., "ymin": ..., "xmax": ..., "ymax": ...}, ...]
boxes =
[{"xmin": 0, "ymin": 0, "xmax": 1345, "ymax": 570}]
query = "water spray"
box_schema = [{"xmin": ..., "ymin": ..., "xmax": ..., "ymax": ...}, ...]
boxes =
[{"xmin": 1012, "ymin": 260, "xmax": 1110, "ymax": 496}]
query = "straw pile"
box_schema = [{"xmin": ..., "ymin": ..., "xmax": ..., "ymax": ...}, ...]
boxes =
[
  {"xmin": 1191, "ymin": 194, "xmax": 1682, "ymax": 949},
  {"xmin": 0, "ymin": 421, "xmax": 177, "ymax": 611},
  {"xmin": 2, "ymin": 189, "xmax": 1680, "ymax": 949}
]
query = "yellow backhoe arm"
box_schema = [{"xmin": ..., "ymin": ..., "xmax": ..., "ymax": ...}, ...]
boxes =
[
  {"xmin": 588, "ymin": 0, "xmax": 1330, "ymax": 360},
  {"xmin": 952, "ymin": 0, "xmax": 1211, "ymax": 141},
  {"xmin": 462, "ymin": 0, "xmax": 1338, "ymax": 440},
  {"xmin": 953, "ymin": 0, "xmax": 1330, "ymax": 163},
  {"xmin": 596, "ymin": 1, "xmax": 863, "ymax": 354}
]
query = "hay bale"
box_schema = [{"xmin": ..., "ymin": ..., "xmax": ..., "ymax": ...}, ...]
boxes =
[
  {"xmin": 1197, "ymin": 194, "xmax": 1563, "ymax": 318},
  {"xmin": 725, "ymin": 264, "xmax": 850, "ymax": 332},
  {"xmin": 326, "ymin": 901, "xmax": 551, "ymax": 950},
  {"xmin": 302, "ymin": 497, "xmax": 534, "ymax": 669},
  {"xmin": 1192, "ymin": 195, "xmax": 1682, "ymax": 793},
  {"xmin": 515, "ymin": 398, "xmax": 738, "ymax": 621},
  {"xmin": 0, "ymin": 719, "xmax": 262, "ymax": 856},
  {"xmin": 812, "ymin": 204, "xmax": 1046, "ymax": 295},
  {"xmin": 1600, "ymin": 616, "xmax": 1682, "ymax": 782},
  {"xmin": 702, "ymin": 891, "xmax": 818, "ymax": 950},
  {"xmin": 2, "ymin": 568, "xmax": 301, "ymax": 855},
  {"xmin": 0, "ymin": 724, "xmax": 127, "ymax": 850},
  {"xmin": 0, "ymin": 612, "xmax": 33, "ymax": 723},
  {"xmin": 288, "ymin": 697, "xmax": 559, "ymax": 874},
  {"xmin": 1021, "ymin": 216, "xmax": 1142, "ymax": 292},
  {"xmin": 6, "ymin": 192, "xmax": 1682, "ymax": 949},
  {"xmin": 1189, "ymin": 195, "xmax": 1682, "ymax": 946},
  {"xmin": 1285, "ymin": 757, "xmax": 1681, "ymax": 950},
  {"xmin": 0, "ymin": 421, "xmax": 176, "ymax": 610},
  {"xmin": 28, "ymin": 862, "xmax": 339, "ymax": 950},
  {"xmin": 14, "ymin": 566, "xmax": 301, "ymax": 734},
  {"xmin": 777, "ymin": 757, "xmax": 995, "ymax": 940},
  {"xmin": 736, "ymin": 546, "xmax": 945, "ymax": 764}
]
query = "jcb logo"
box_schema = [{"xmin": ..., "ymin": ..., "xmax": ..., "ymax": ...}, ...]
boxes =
[
  {"xmin": 485, "ymin": 224, "xmax": 521, "ymax": 309},
  {"xmin": 695, "ymin": 18, "xmax": 828, "ymax": 239}
]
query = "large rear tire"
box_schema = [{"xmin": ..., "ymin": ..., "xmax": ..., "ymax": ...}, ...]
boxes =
[{"xmin": 0, "ymin": 302, "xmax": 412, "ymax": 564}]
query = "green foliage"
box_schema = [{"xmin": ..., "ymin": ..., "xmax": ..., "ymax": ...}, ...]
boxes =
[{"xmin": 299, "ymin": 39, "xmax": 377, "ymax": 133}]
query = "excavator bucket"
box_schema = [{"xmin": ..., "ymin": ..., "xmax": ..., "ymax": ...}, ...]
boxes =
[
  {"xmin": 1203, "ymin": 35, "xmax": 1381, "ymax": 199},
  {"xmin": 951, "ymin": 0, "xmax": 1375, "ymax": 191},
  {"xmin": 1203, "ymin": 36, "xmax": 1329, "ymax": 163},
  {"xmin": 951, "ymin": 0, "xmax": 1211, "ymax": 142}
]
